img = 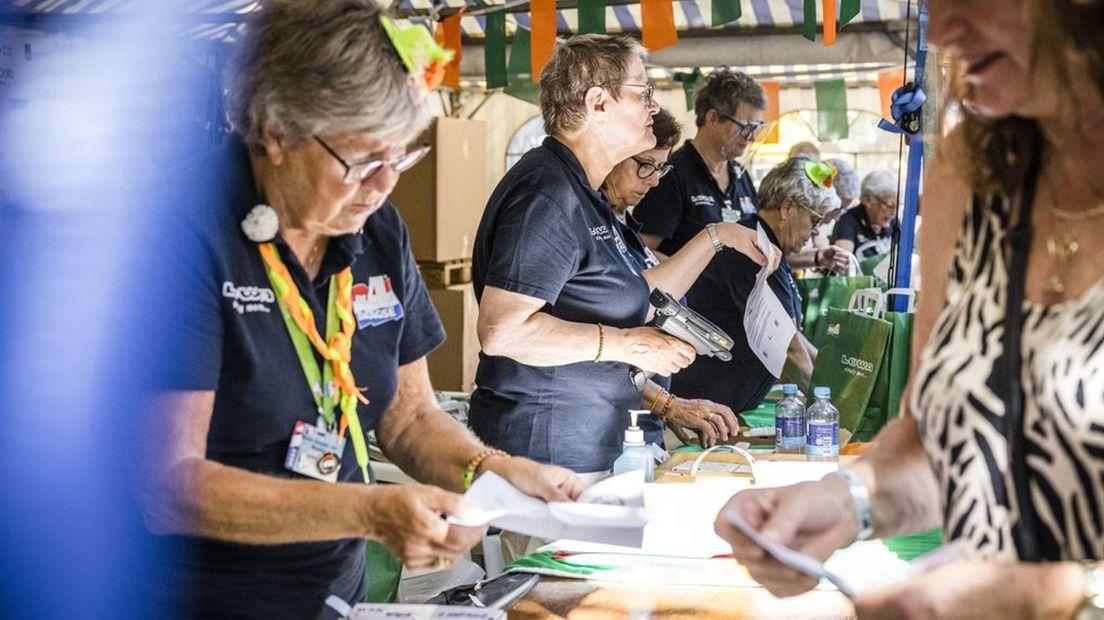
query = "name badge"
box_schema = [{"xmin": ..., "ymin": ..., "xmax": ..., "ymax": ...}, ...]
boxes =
[
  {"xmin": 721, "ymin": 207, "xmax": 742, "ymax": 223},
  {"xmin": 285, "ymin": 420, "xmax": 344, "ymax": 483}
]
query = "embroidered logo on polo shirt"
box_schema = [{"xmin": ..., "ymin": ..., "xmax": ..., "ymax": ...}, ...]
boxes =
[
  {"xmin": 222, "ymin": 281, "xmax": 275, "ymax": 314},
  {"xmin": 588, "ymin": 225, "xmax": 612, "ymax": 242},
  {"xmin": 691, "ymin": 195, "xmax": 715, "ymax": 208},
  {"xmin": 352, "ymin": 275, "xmax": 405, "ymax": 329}
]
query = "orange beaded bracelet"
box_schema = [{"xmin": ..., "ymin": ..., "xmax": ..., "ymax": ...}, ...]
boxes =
[{"xmin": 461, "ymin": 448, "xmax": 508, "ymax": 490}]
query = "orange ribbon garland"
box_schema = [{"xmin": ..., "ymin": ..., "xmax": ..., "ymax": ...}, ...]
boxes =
[{"xmin": 259, "ymin": 243, "xmax": 370, "ymax": 432}]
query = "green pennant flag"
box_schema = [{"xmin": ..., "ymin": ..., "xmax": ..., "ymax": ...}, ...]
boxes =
[
  {"xmin": 711, "ymin": 0, "xmax": 741, "ymax": 26},
  {"xmin": 672, "ymin": 68, "xmax": 702, "ymax": 111},
  {"xmin": 803, "ymin": 0, "xmax": 816, "ymax": 41},
  {"xmin": 840, "ymin": 0, "xmax": 860, "ymax": 28},
  {"xmin": 815, "ymin": 78, "xmax": 849, "ymax": 140},
  {"xmin": 484, "ymin": 11, "xmax": 507, "ymax": 89},
  {"xmin": 505, "ymin": 27, "xmax": 541, "ymax": 105},
  {"xmin": 577, "ymin": 0, "xmax": 607, "ymax": 34}
]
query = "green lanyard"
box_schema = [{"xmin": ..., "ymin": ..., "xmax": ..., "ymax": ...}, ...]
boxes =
[{"xmin": 261, "ymin": 249, "xmax": 372, "ymax": 483}]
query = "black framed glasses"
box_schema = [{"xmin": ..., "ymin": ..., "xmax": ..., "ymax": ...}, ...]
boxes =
[
  {"xmin": 612, "ymin": 82, "xmax": 656, "ymax": 107},
  {"xmin": 631, "ymin": 156, "xmax": 673, "ymax": 180},
  {"xmin": 314, "ymin": 136, "xmax": 431, "ymax": 185},
  {"xmin": 720, "ymin": 114, "xmax": 767, "ymax": 140}
]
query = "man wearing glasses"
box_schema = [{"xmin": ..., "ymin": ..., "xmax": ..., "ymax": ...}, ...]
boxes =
[
  {"xmin": 830, "ymin": 170, "xmax": 901, "ymax": 260},
  {"xmin": 633, "ymin": 68, "xmax": 768, "ymax": 259}
]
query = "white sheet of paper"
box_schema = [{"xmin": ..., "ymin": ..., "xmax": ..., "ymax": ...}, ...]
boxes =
[
  {"xmin": 461, "ymin": 471, "xmax": 647, "ymax": 547},
  {"xmin": 743, "ymin": 223, "xmax": 797, "ymax": 377},
  {"xmin": 346, "ymin": 604, "xmax": 505, "ymax": 619},
  {"xmin": 725, "ymin": 509, "xmax": 859, "ymax": 598}
]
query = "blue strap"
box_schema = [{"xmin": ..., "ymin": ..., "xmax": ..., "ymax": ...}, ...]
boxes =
[{"xmin": 877, "ymin": 82, "xmax": 927, "ymax": 135}]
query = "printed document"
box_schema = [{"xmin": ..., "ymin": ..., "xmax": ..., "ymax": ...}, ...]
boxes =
[{"xmin": 743, "ymin": 223, "xmax": 797, "ymax": 377}]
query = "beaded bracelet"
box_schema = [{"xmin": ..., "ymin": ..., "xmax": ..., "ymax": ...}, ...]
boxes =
[
  {"xmin": 647, "ymin": 388, "xmax": 667, "ymax": 413},
  {"xmin": 594, "ymin": 323, "xmax": 605, "ymax": 362},
  {"xmin": 461, "ymin": 448, "xmax": 508, "ymax": 490},
  {"xmin": 659, "ymin": 392, "xmax": 676, "ymax": 424}
]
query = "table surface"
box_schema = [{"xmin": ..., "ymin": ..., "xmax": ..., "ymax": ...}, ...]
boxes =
[{"xmin": 508, "ymin": 579, "xmax": 855, "ymax": 619}]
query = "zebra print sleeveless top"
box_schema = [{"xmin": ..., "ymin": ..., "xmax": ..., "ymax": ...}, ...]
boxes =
[{"xmin": 911, "ymin": 197, "xmax": 1104, "ymax": 561}]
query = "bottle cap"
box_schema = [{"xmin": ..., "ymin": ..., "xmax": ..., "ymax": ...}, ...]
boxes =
[
  {"xmin": 782, "ymin": 383, "xmax": 798, "ymax": 396},
  {"xmin": 814, "ymin": 386, "xmax": 831, "ymax": 399},
  {"xmin": 626, "ymin": 410, "xmax": 649, "ymax": 445}
]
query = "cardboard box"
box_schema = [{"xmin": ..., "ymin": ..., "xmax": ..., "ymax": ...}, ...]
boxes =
[
  {"xmin": 426, "ymin": 284, "xmax": 480, "ymax": 392},
  {"xmin": 391, "ymin": 117, "xmax": 487, "ymax": 263}
]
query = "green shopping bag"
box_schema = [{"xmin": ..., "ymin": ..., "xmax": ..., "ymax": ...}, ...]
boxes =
[
  {"xmin": 809, "ymin": 306, "xmax": 892, "ymax": 434},
  {"xmin": 364, "ymin": 539, "xmax": 403, "ymax": 603},
  {"xmin": 853, "ymin": 290, "xmax": 915, "ymax": 441},
  {"xmin": 796, "ymin": 274, "xmax": 878, "ymax": 345},
  {"xmin": 859, "ymin": 253, "xmax": 892, "ymax": 288}
]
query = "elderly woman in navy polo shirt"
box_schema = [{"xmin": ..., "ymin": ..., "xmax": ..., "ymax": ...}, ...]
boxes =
[
  {"xmin": 471, "ymin": 36, "xmax": 774, "ymax": 478},
  {"xmin": 136, "ymin": 2, "xmax": 583, "ymax": 618}
]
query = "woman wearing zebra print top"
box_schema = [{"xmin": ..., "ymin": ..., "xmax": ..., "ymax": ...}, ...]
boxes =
[{"xmin": 714, "ymin": 0, "xmax": 1104, "ymax": 617}]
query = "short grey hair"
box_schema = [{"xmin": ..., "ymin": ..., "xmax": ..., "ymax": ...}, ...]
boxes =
[
  {"xmin": 693, "ymin": 68, "xmax": 767, "ymax": 128},
  {"xmin": 225, "ymin": 0, "xmax": 431, "ymax": 152},
  {"xmin": 539, "ymin": 35, "xmax": 648, "ymax": 137},
  {"xmin": 826, "ymin": 158, "xmax": 860, "ymax": 200},
  {"xmin": 757, "ymin": 157, "xmax": 841, "ymax": 215},
  {"xmin": 861, "ymin": 169, "xmax": 899, "ymax": 200}
]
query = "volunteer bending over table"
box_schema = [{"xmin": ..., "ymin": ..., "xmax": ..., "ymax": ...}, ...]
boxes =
[
  {"xmin": 135, "ymin": 3, "xmax": 582, "ymax": 618},
  {"xmin": 470, "ymin": 35, "xmax": 772, "ymax": 476},
  {"xmin": 672, "ymin": 158, "xmax": 840, "ymax": 415},
  {"xmin": 716, "ymin": 0, "xmax": 1104, "ymax": 617},
  {"xmin": 602, "ymin": 107, "xmax": 780, "ymax": 448},
  {"xmin": 830, "ymin": 169, "xmax": 899, "ymax": 261}
]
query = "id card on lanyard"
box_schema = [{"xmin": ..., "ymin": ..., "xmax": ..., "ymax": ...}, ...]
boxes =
[{"xmin": 258, "ymin": 242, "xmax": 373, "ymax": 485}]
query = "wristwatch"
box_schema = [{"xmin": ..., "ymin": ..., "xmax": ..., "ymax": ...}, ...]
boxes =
[
  {"xmin": 831, "ymin": 468, "xmax": 875, "ymax": 541},
  {"xmin": 1076, "ymin": 564, "xmax": 1104, "ymax": 620},
  {"xmin": 706, "ymin": 223, "xmax": 723, "ymax": 253}
]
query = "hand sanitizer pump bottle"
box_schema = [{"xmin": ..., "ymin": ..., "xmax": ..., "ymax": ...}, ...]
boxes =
[{"xmin": 612, "ymin": 410, "xmax": 655, "ymax": 482}]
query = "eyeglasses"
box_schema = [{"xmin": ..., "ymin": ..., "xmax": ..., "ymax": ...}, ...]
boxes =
[
  {"xmin": 612, "ymin": 82, "xmax": 656, "ymax": 107},
  {"xmin": 869, "ymin": 196, "xmax": 899, "ymax": 212},
  {"xmin": 314, "ymin": 136, "xmax": 431, "ymax": 185},
  {"xmin": 720, "ymin": 114, "xmax": 767, "ymax": 140},
  {"xmin": 631, "ymin": 156, "xmax": 673, "ymax": 180},
  {"xmin": 794, "ymin": 199, "xmax": 836, "ymax": 229}
]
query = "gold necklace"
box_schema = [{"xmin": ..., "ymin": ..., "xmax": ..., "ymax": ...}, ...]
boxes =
[{"xmin": 1043, "ymin": 176, "xmax": 1103, "ymax": 296}]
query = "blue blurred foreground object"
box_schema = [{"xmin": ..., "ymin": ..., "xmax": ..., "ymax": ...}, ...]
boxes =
[{"xmin": 0, "ymin": 7, "xmax": 207, "ymax": 618}]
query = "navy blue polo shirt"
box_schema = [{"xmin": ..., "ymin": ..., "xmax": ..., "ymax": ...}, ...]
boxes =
[
  {"xmin": 830, "ymin": 206, "xmax": 898, "ymax": 259},
  {"xmin": 470, "ymin": 137, "xmax": 651, "ymax": 473},
  {"xmin": 160, "ymin": 137, "xmax": 445, "ymax": 619},
  {"xmin": 632, "ymin": 140, "xmax": 759, "ymax": 256},
  {"xmin": 612, "ymin": 210, "xmax": 669, "ymax": 445},
  {"xmin": 670, "ymin": 215, "xmax": 801, "ymax": 415}
]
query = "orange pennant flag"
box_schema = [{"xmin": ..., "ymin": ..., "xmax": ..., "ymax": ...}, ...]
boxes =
[
  {"xmin": 434, "ymin": 11, "xmax": 464, "ymax": 89},
  {"xmin": 530, "ymin": 0, "xmax": 556, "ymax": 83},
  {"xmin": 822, "ymin": 0, "xmax": 837, "ymax": 46},
  {"xmin": 760, "ymin": 80, "xmax": 781, "ymax": 144},
  {"xmin": 878, "ymin": 67, "xmax": 906, "ymax": 121},
  {"xmin": 641, "ymin": 0, "xmax": 679, "ymax": 51}
]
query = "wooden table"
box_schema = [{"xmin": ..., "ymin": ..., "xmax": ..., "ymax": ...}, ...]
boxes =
[{"xmin": 509, "ymin": 579, "xmax": 855, "ymax": 619}]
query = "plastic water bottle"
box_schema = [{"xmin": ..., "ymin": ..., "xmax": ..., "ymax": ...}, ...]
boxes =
[
  {"xmin": 612, "ymin": 410, "xmax": 655, "ymax": 482},
  {"xmin": 805, "ymin": 386, "xmax": 839, "ymax": 462},
  {"xmin": 774, "ymin": 384, "xmax": 806, "ymax": 454}
]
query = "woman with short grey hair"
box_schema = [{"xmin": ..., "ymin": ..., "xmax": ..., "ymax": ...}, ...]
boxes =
[
  {"xmin": 471, "ymin": 35, "xmax": 772, "ymax": 481},
  {"xmin": 140, "ymin": 1, "xmax": 583, "ymax": 617},
  {"xmin": 832, "ymin": 168, "xmax": 901, "ymax": 259},
  {"xmin": 673, "ymin": 156, "xmax": 842, "ymax": 416}
]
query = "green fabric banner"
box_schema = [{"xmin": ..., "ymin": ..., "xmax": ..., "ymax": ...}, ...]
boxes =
[
  {"xmin": 577, "ymin": 0, "xmax": 607, "ymax": 34},
  {"xmin": 803, "ymin": 0, "xmax": 817, "ymax": 41},
  {"xmin": 840, "ymin": 0, "xmax": 861, "ymax": 28},
  {"xmin": 808, "ymin": 307, "xmax": 892, "ymax": 435},
  {"xmin": 672, "ymin": 68, "xmax": 702, "ymax": 112},
  {"xmin": 484, "ymin": 10, "xmax": 508, "ymax": 89},
  {"xmin": 505, "ymin": 27, "xmax": 541, "ymax": 105},
  {"xmin": 815, "ymin": 78, "xmax": 849, "ymax": 140},
  {"xmin": 712, "ymin": 0, "xmax": 742, "ymax": 26}
]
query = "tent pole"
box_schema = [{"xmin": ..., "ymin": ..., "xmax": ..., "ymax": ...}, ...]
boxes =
[{"xmin": 890, "ymin": 5, "xmax": 927, "ymax": 308}]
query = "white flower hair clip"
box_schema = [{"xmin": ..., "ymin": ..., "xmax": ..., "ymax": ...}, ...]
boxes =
[{"xmin": 241, "ymin": 204, "xmax": 279, "ymax": 243}]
